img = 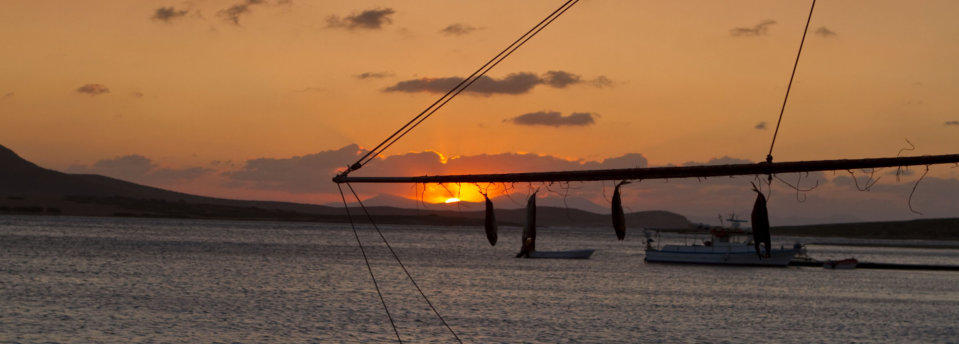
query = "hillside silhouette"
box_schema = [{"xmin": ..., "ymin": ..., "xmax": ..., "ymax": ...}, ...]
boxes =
[{"xmin": 0, "ymin": 144, "xmax": 691, "ymax": 228}]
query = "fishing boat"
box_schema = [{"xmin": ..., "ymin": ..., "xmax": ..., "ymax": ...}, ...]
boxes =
[
  {"xmin": 514, "ymin": 193, "xmax": 596, "ymax": 259},
  {"xmin": 644, "ymin": 216, "xmax": 801, "ymax": 266}
]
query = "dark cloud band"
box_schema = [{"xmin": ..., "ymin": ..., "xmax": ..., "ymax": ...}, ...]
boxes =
[
  {"xmin": 355, "ymin": 71, "xmax": 394, "ymax": 80},
  {"xmin": 152, "ymin": 7, "xmax": 189, "ymax": 22},
  {"xmin": 731, "ymin": 20, "xmax": 776, "ymax": 36},
  {"xmin": 327, "ymin": 8, "xmax": 395, "ymax": 30},
  {"xmin": 76, "ymin": 84, "xmax": 110, "ymax": 96},
  {"xmin": 506, "ymin": 111, "xmax": 597, "ymax": 127},
  {"xmin": 440, "ymin": 23, "xmax": 478, "ymax": 36},
  {"xmin": 69, "ymin": 155, "xmax": 211, "ymax": 185},
  {"xmin": 814, "ymin": 26, "xmax": 837, "ymax": 37},
  {"xmin": 384, "ymin": 71, "xmax": 610, "ymax": 95},
  {"xmin": 219, "ymin": 0, "xmax": 266, "ymax": 25}
]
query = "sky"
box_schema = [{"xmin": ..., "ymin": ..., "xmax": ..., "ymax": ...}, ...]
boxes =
[{"xmin": 1, "ymin": 0, "xmax": 958, "ymax": 225}]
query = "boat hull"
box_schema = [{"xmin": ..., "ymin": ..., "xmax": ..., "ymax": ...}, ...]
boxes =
[{"xmin": 645, "ymin": 248, "xmax": 797, "ymax": 266}]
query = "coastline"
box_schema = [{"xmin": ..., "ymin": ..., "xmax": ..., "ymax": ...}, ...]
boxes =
[{"xmin": 3, "ymin": 211, "xmax": 958, "ymax": 249}]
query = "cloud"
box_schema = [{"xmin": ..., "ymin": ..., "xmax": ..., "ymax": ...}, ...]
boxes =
[
  {"xmin": 887, "ymin": 168, "xmax": 915, "ymax": 177},
  {"xmin": 76, "ymin": 84, "xmax": 110, "ymax": 96},
  {"xmin": 730, "ymin": 20, "xmax": 776, "ymax": 37},
  {"xmin": 505, "ymin": 111, "xmax": 597, "ymax": 127},
  {"xmin": 207, "ymin": 143, "xmax": 959, "ymax": 224},
  {"xmin": 755, "ymin": 121, "xmax": 767, "ymax": 130},
  {"xmin": 680, "ymin": 156, "xmax": 753, "ymax": 167},
  {"xmin": 90, "ymin": 155, "xmax": 155, "ymax": 179},
  {"xmin": 327, "ymin": 8, "xmax": 395, "ymax": 30},
  {"xmin": 591, "ymin": 76, "xmax": 613, "ymax": 88},
  {"xmin": 385, "ymin": 72, "xmax": 538, "ymax": 95},
  {"xmin": 152, "ymin": 6, "xmax": 189, "ymax": 22},
  {"xmin": 292, "ymin": 86, "xmax": 326, "ymax": 93},
  {"xmin": 219, "ymin": 0, "xmax": 265, "ymax": 25},
  {"xmin": 223, "ymin": 144, "xmax": 647, "ymax": 194},
  {"xmin": 384, "ymin": 71, "xmax": 610, "ymax": 96},
  {"xmin": 542, "ymin": 70, "xmax": 581, "ymax": 88},
  {"xmin": 945, "ymin": 120, "xmax": 959, "ymax": 126},
  {"xmin": 225, "ymin": 144, "xmax": 365, "ymax": 193},
  {"xmin": 69, "ymin": 154, "xmax": 212, "ymax": 185},
  {"xmin": 814, "ymin": 26, "xmax": 837, "ymax": 37},
  {"xmin": 440, "ymin": 23, "xmax": 478, "ymax": 36},
  {"xmin": 355, "ymin": 71, "xmax": 394, "ymax": 80},
  {"xmin": 149, "ymin": 167, "xmax": 213, "ymax": 184}
]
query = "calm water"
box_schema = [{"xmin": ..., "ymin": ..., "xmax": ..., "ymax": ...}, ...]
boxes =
[{"xmin": 1, "ymin": 215, "xmax": 958, "ymax": 343}]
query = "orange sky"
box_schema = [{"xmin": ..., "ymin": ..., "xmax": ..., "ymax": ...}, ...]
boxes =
[{"xmin": 1, "ymin": 0, "xmax": 958, "ymax": 222}]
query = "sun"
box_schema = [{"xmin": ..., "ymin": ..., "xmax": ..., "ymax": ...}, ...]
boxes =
[{"xmin": 415, "ymin": 183, "xmax": 493, "ymax": 204}]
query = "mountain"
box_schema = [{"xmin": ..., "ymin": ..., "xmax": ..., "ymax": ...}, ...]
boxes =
[
  {"xmin": 0, "ymin": 144, "xmax": 347, "ymax": 219},
  {"xmin": 1, "ymin": 144, "xmax": 220, "ymax": 200},
  {"xmin": 0, "ymin": 144, "xmax": 692, "ymax": 228},
  {"xmin": 532, "ymin": 196, "xmax": 608, "ymax": 214},
  {"xmin": 329, "ymin": 193, "xmax": 453, "ymax": 209},
  {"xmin": 4, "ymin": 144, "xmax": 958, "ymax": 241}
]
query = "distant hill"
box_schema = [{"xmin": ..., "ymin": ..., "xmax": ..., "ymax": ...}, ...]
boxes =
[
  {"xmin": 4, "ymin": 144, "xmax": 959, "ymax": 241},
  {"xmin": 0, "ymin": 144, "xmax": 691, "ymax": 229},
  {"xmin": 0, "ymin": 144, "xmax": 349, "ymax": 219},
  {"xmin": 1, "ymin": 144, "xmax": 231, "ymax": 201}
]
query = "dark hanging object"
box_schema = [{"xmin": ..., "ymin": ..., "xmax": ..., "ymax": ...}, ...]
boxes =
[
  {"xmin": 484, "ymin": 195, "xmax": 498, "ymax": 246},
  {"xmin": 516, "ymin": 192, "xmax": 537, "ymax": 258},
  {"xmin": 611, "ymin": 181, "xmax": 629, "ymax": 240},
  {"xmin": 750, "ymin": 188, "xmax": 772, "ymax": 258}
]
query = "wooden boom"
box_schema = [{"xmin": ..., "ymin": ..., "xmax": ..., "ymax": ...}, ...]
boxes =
[{"xmin": 333, "ymin": 154, "xmax": 959, "ymax": 184}]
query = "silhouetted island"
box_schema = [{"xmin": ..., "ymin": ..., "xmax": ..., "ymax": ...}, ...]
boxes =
[{"xmin": 0, "ymin": 144, "xmax": 689, "ymax": 228}]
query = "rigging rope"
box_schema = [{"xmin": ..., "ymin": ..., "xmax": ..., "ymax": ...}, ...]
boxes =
[
  {"xmin": 341, "ymin": 0, "xmax": 581, "ymax": 176},
  {"xmin": 346, "ymin": 183, "xmax": 464, "ymax": 344},
  {"xmin": 337, "ymin": 184, "xmax": 403, "ymax": 343},
  {"xmin": 766, "ymin": 0, "xmax": 817, "ymax": 165}
]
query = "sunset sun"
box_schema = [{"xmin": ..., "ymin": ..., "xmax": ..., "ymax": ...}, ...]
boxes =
[{"xmin": 444, "ymin": 197, "xmax": 461, "ymax": 203}]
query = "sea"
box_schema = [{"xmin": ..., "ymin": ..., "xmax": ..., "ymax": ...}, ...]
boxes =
[{"xmin": 2, "ymin": 215, "xmax": 958, "ymax": 343}]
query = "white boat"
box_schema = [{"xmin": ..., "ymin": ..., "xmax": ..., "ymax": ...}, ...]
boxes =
[{"xmin": 644, "ymin": 217, "xmax": 801, "ymax": 267}]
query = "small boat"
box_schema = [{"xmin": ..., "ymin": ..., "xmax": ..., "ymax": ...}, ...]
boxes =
[
  {"xmin": 823, "ymin": 258, "xmax": 858, "ymax": 269},
  {"xmin": 644, "ymin": 216, "xmax": 801, "ymax": 267},
  {"xmin": 528, "ymin": 249, "xmax": 595, "ymax": 259},
  {"xmin": 515, "ymin": 193, "xmax": 595, "ymax": 259}
]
